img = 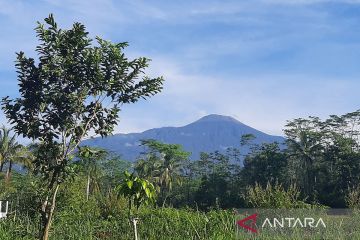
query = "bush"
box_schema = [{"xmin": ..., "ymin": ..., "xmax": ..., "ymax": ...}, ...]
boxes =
[
  {"xmin": 244, "ymin": 182, "xmax": 311, "ymax": 208},
  {"xmin": 346, "ymin": 185, "xmax": 360, "ymax": 209}
]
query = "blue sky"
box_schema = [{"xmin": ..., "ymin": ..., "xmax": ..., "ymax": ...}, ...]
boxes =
[{"xmin": 0, "ymin": 0, "xmax": 360, "ymax": 136}]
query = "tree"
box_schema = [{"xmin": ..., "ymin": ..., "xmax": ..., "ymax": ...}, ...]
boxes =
[
  {"xmin": 118, "ymin": 170, "xmax": 157, "ymax": 216},
  {"xmin": 193, "ymin": 151, "xmax": 240, "ymax": 209},
  {"xmin": 0, "ymin": 126, "xmax": 18, "ymax": 172},
  {"xmin": 241, "ymin": 142, "xmax": 287, "ymax": 188},
  {"xmin": 99, "ymin": 154, "xmax": 131, "ymax": 191},
  {"xmin": 316, "ymin": 111, "xmax": 360, "ymax": 207},
  {"xmin": 77, "ymin": 146, "xmax": 107, "ymax": 200},
  {"xmin": 118, "ymin": 171, "xmax": 157, "ymax": 240},
  {"xmin": 283, "ymin": 111, "xmax": 360, "ymax": 207},
  {"xmin": 6, "ymin": 145, "xmax": 33, "ymax": 181},
  {"xmin": 284, "ymin": 117, "xmax": 324, "ymax": 201},
  {"xmin": 0, "ymin": 126, "xmax": 32, "ymax": 182},
  {"xmin": 135, "ymin": 139, "xmax": 190, "ymax": 206},
  {"xmin": 1, "ymin": 14, "xmax": 163, "ymax": 240}
]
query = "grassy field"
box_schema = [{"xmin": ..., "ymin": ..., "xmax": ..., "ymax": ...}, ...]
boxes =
[{"xmin": 1, "ymin": 207, "xmax": 360, "ymax": 240}]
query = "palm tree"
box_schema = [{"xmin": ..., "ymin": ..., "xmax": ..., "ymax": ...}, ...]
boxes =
[
  {"xmin": 0, "ymin": 126, "xmax": 31, "ymax": 181},
  {"xmin": 135, "ymin": 154, "xmax": 161, "ymax": 181},
  {"xmin": 284, "ymin": 118, "xmax": 324, "ymax": 200},
  {"xmin": 135, "ymin": 140, "xmax": 190, "ymax": 206},
  {"xmin": 11, "ymin": 145, "xmax": 33, "ymax": 172},
  {"xmin": 77, "ymin": 146, "xmax": 107, "ymax": 200}
]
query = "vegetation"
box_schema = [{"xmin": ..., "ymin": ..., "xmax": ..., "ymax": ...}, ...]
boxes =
[
  {"xmin": 118, "ymin": 170, "xmax": 157, "ymax": 217},
  {"xmin": 244, "ymin": 182, "xmax": 310, "ymax": 208},
  {"xmin": 1, "ymin": 14, "xmax": 163, "ymax": 240},
  {"xmin": 0, "ymin": 14, "xmax": 360, "ymax": 239}
]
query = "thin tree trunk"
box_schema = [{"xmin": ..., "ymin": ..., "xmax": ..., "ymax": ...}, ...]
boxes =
[
  {"xmin": 0, "ymin": 161, "xmax": 4, "ymax": 172},
  {"xmin": 5, "ymin": 160, "xmax": 12, "ymax": 182},
  {"xmin": 86, "ymin": 174, "xmax": 90, "ymax": 201},
  {"xmin": 162, "ymin": 191, "xmax": 169, "ymax": 208},
  {"xmin": 40, "ymin": 185, "xmax": 60, "ymax": 240}
]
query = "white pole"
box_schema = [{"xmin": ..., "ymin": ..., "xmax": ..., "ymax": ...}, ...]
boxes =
[
  {"xmin": 5, "ymin": 201, "xmax": 8, "ymax": 215},
  {"xmin": 132, "ymin": 218, "xmax": 139, "ymax": 240}
]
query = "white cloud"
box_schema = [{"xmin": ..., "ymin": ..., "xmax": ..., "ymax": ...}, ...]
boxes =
[
  {"xmin": 1, "ymin": 0, "xmax": 359, "ymax": 139},
  {"xmin": 124, "ymin": 142, "xmax": 133, "ymax": 147},
  {"xmin": 113, "ymin": 53, "xmax": 360, "ymax": 136}
]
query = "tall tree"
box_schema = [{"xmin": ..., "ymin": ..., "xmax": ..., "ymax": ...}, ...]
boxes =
[
  {"xmin": 193, "ymin": 151, "xmax": 240, "ymax": 209},
  {"xmin": 77, "ymin": 146, "xmax": 107, "ymax": 201},
  {"xmin": 241, "ymin": 142, "xmax": 287, "ymax": 188},
  {"xmin": 0, "ymin": 126, "xmax": 31, "ymax": 182},
  {"xmin": 284, "ymin": 117, "xmax": 324, "ymax": 201},
  {"xmin": 0, "ymin": 126, "xmax": 19, "ymax": 172},
  {"xmin": 135, "ymin": 139, "xmax": 190, "ymax": 206},
  {"xmin": 316, "ymin": 111, "xmax": 360, "ymax": 206},
  {"xmin": 99, "ymin": 154, "xmax": 131, "ymax": 191},
  {"xmin": 284, "ymin": 111, "xmax": 360, "ymax": 206},
  {"xmin": 1, "ymin": 14, "xmax": 163, "ymax": 240}
]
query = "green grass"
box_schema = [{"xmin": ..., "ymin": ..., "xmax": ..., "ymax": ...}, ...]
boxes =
[
  {"xmin": 1, "ymin": 208, "xmax": 360, "ymax": 239},
  {"xmin": 0, "ymin": 208, "xmax": 236, "ymax": 240}
]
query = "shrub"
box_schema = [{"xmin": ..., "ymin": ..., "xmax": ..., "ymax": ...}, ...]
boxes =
[
  {"xmin": 346, "ymin": 185, "xmax": 360, "ymax": 209},
  {"xmin": 244, "ymin": 182, "xmax": 311, "ymax": 208}
]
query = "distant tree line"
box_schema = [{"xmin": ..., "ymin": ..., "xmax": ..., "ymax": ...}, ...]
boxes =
[
  {"xmin": 1, "ymin": 111, "xmax": 360, "ymax": 213},
  {"xmin": 133, "ymin": 110, "xmax": 360, "ymax": 209}
]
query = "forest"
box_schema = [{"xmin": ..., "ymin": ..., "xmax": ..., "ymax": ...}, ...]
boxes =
[{"xmin": 0, "ymin": 15, "xmax": 360, "ymax": 240}]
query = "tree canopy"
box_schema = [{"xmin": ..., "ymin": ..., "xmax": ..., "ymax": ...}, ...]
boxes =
[{"xmin": 1, "ymin": 14, "xmax": 163, "ymax": 240}]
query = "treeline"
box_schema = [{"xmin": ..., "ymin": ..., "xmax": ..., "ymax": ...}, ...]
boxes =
[
  {"xmin": 131, "ymin": 110, "xmax": 360, "ymax": 209},
  {"xmin": 1, "ymin": 110, "xmax": 360, "ymax": 239},
  {"xmin": 1, "ymin": 110, "xmax": 360, "ymax": 212}
]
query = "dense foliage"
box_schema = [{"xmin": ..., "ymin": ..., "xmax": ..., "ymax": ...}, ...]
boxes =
[{"xmin": 1, "ymin": 14, "xmax": 163, "ymax": 240}]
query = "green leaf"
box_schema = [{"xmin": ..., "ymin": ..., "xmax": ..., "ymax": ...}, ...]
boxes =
[{"xmin": 127, "ymin": 180, "xmax": 133, "ymax": 189}]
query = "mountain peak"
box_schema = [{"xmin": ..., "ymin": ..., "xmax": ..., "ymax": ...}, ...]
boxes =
[
  {"xmin": 196, "ymin": 114, "xmax": 240, "ymax": 123},
  {"xmin": 83, "ymin": 114, "xmax": 284, "ymax": 162}
]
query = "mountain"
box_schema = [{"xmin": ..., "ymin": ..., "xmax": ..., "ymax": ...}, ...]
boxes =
[{"xmin": 82, "ymin": 114, "xmax": 284, "ymax": 162}]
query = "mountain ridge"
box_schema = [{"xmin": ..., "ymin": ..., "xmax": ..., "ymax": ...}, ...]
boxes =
[{"xmin": 83, "ymin": 114, "xmax": 284, "ymax": 162}]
